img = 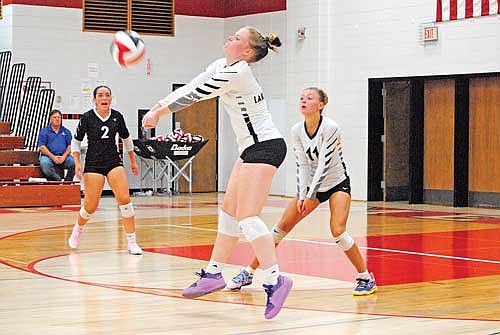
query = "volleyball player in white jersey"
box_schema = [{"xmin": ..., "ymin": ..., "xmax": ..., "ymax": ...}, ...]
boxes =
[
  {"xmin": 227, "ymin": 87, "xmax": 377, "ymax": 296},
  {"xmin": 142, "ymin": 26, "xmax": 292, "ymax": 319},
  {"xmin": 68, "ymin": 86, "xmax": 142, "ymax": 255}
]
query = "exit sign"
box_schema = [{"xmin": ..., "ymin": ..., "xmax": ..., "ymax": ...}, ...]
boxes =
[{"xmin": 423, "ymin": 26, "xmax": 438, "ymax": 41}]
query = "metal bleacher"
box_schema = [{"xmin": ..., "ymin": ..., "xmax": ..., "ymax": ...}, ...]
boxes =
[
  {"xmin": 0, "ymin": 51, "xmax": 55, "ymax": 150},
  {"xmin": 0, "ymin": 50, "xmax": 80, "ymax": 207}
]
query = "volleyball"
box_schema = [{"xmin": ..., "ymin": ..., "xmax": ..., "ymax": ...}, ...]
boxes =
[
  {"xmin": 180, "ymin": 133, "xmax": 193, "ymax": 143},
  {"xmin": 110, "ymin": 30, "xmax": 145, "ymax": 68},
  {"xmin": 167, "ymin": 133, "xmax": 178, "ymax": 142},
  {"xmin": 173, "ymin": 128, "xmax": 185, "ymax": 141},
  {"xmin": 192, "ymin": 135, "xmax": 204, "ymax": 143}
]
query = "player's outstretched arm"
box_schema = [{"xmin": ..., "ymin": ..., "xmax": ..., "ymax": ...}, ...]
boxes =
[{"xmin": 142, "ymin": 103, "xmax": 172, "ymax": 129}]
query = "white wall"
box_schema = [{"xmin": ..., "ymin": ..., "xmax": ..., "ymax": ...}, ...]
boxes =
[
  {"xmin": 2, "ymin": 2, "xmax": 499, "ymax": 198},
  {"xmin": 2, "ymin": 5, "xmax": 224, "ymax": 189},
  {"xmin": 221, "ymin": 12, "xmax": 287, "ymax": 195},
  {"xmin": 0, "ymin": 5, "xmax": 12, "ymax": 51},
  {"xmin": 1, "ymin": 5, "xmax": 289, "ymax": 194},
  {"xmin": 286, "ymin": 0, "xmax": 500, "ymax": 200}
]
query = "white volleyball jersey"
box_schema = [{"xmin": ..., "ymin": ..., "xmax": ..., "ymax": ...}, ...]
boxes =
[
  {"xmin": 158, "ymin": 58, "xmax": 282, "ymax": 153},
  {"xmin": 291, "ymin": 116, "xmax": 349, "ymax": 200}
]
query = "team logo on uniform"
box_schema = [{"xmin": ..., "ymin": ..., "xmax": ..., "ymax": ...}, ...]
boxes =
[
  {"xmin": 306, "ymin": 147, "xmax": 319, "ymax": 160},
  {"xmin": 254, "ymin": 93, "xmax": 264, "ymax": 103}
]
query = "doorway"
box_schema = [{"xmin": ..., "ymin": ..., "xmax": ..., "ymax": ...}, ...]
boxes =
[
  {"xmin": 368, "ymin": 79, "xmax": 411, "ymax": 202},
  {"xmin": 172, "ymin": 84, "xmax": 218, "ymax": 193},
  {"xmin": 383, "ymin": 81, "xmax": 410, "ymax": 201}
]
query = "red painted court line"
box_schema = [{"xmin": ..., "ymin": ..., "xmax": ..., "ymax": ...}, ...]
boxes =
[
  {"xmin": 0, "ymin": 209, "xmax": 20, "ymax": 214},
  {"xmin": 146, "ymin": 227, "xmax": 500, "ymax": 286},
  {"xmin": 0, "ymin": 206, "xmax": 80, "ymax": 213},
  {"xmin": 371, "ymin": 210, "xmax": 500, "ymax": 224},
  {"xmin": 361, "ymin": 228, "xmax": 500, "ymax": 260},
  {"xmin": 372, "ymin": 210, "xmax": 454, "ymax": 217},
  {"xmin": 136, "ymin": 204, "xmax": 189, "ymax": 209},
  {"xmin": 11, "ymin": 254, "xmax": 497, "ymax": 322},
  {"xmin": 202, "ymin": 200, "xmax": 291, "ymax": 207},
  {"xmin": 367, "ymin": 206, "xmax": 408, "ymax": 211}
]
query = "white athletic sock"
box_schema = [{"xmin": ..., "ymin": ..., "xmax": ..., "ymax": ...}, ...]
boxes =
[
  {"xmin": 245, "ymin": 266, "xmax": 255, "ymax": 274},
  {"xmin": 126, "ymin": 233, "xmax": 136, "ymax": 243},
  {"xmin": 75, "ymin": 224, "xmax": 84, "ymax": 232},
  {"xmin": 357, "ymin": 271, "xmax": 371, "ymax": 280},
  {"xmin": 206, "ymin": 260, "xmax": 222, "ymax": 274},
  {"xmin": 263, "ymin": 264, "xmax": 280, "ymax": 285}
]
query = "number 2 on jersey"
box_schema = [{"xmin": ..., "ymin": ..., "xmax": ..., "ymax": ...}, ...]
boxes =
[{"xmin": 101, "ymin": 126, "xmax": 110, "ymax": 138}]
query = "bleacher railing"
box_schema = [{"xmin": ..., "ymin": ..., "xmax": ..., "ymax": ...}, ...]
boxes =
[
  {"xmin": 1, "ymin": 62, "xmax": 25, "ymax": 130},
  {"xmin": 0, "ymin": 50, "xmax": 55, "ymax": 150},
  {"xmin": 24, "ymin": 88, "xmax": 54, "ymax": 150},
  {"xmin": 0, "ymin": 51, "xmax": 11, "ymax": 114}
]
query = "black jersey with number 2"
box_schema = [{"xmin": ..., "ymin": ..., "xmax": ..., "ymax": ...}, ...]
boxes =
[{"xmin": 74, "ymin": 109, "xmax": 130, "ymax": 167}]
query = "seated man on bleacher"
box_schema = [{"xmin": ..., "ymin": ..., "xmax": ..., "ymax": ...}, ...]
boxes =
[{"xmin": 37, "ymin": 109, "xmax": 75, "ymax": 181}]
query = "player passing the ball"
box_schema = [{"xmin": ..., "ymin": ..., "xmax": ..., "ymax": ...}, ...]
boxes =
[
  {"xmin": 142, "ymin": 26, "xmax": 292, "ymax": 319},
  {"xmin": 227, "ymin": 87, "xmax": 377, "ymax": 296},
  {"xmin": 68, "ymin": 86, "xmax": 142, "ymax": 255}
]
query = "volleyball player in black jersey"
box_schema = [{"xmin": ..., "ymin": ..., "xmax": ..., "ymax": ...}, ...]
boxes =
[{"xmin": 68, "ymin": 86, "xmax": 142, "ymax": 255}]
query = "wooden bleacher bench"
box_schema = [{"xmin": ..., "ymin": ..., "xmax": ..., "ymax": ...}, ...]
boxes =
[{"xmin": 0, "ymin": 121, "xmax": 81, "ymax": 208}]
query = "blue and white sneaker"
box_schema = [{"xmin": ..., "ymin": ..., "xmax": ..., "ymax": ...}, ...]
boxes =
[
  {"xmin": 226, "ymin": 269, "xmax": 254, "ymax": 290},
  {"xmin": 353, "ymin": 272, "xmax": 377, "ymax": 296}
]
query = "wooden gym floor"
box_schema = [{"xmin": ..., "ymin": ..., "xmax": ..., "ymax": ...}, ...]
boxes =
[{"xmin": 0, "ymin": 193, "xmax": 499, "ymax": 334}]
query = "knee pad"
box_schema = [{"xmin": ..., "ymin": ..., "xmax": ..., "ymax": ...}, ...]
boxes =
[
  {"xmin": 119, "ymin": 203, "xmax": 135, "ymax": 218},
  {"xmin": 218, "ymin": 209, "xmax": 240, "ymax": 237},
  {"xmin": 272, "ymin": 224, "xmax": 287, "ymax": 244},
  {"xmin": 334, "ymin": 231, "xmax": 354, "ymax": 251},
  {"xmin": 79, "ymin": 206, "xmax": 92, "ymax": 220},
  {"xmin": 239, "ymin": 216, "xmax": 270, "ymax": 242}
]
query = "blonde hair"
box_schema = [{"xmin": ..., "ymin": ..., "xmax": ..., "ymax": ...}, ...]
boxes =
[
  {"xmin": 304, "ymin": 87, "xmax": 329, "ymax": 113},
  {"xmin": 246, "ymin": 27, "xmax": 282, "ymax": 63}
]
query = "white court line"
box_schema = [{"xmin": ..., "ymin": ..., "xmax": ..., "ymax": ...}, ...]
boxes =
[
  {"xmin": 4, "ymin": 222, "xmax": 500, "ymax": 265},
  {"xmin": 0, "ymin": 257, "xmax": 29, "ymax": 266},
  {"xmin": 290, "ymin": 237, "xmax": 500, "ymax": 265},
  {"xmin": 139, "ymin": 223, "xmax": 500, "ymax": 265}
]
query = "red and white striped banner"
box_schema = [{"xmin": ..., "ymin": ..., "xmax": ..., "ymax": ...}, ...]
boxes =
[{"xmin": 436, "ymin": 0, "xmax": 500, "ymax": 22}]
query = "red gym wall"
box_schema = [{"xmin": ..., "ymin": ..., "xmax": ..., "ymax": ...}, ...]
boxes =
[
  {"xmin": 2, "ymin": 0, "xmax": 82, "ymax": 8},
  {"xmin": 2, "ymin": 0, "xmax": 286, "ymax": 17},
  {"xmin": 221, "ymin": 0, "xmax": 286, "ymax": 17}
]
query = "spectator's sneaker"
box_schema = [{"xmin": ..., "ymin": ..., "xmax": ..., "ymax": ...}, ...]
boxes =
[
  {"xmin": 226, "ymin": 269, "xmax": 253, "ymax": 290},
  {"xmin": 353, "ymin": 272, "xmax": 377, "ymax": 296},
  {"xmin": 68, "ymin": 225, "xmax": 82, "ymax": 249},
  {"xmin": 182, "ymin": 269, "xmax": 226, "ymax": 298},
  {"xmin": 128, "ymin": 242, "xmax": 143, "ymax": 255},
  {"xmin": 263, "ymin": 275, "xmax": 293, "ymax": 319}
]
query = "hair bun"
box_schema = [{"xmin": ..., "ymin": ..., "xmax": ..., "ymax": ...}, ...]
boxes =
[{"xmin": 267, "ymin": 33, "xmax": 282, "ymax": 48}]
